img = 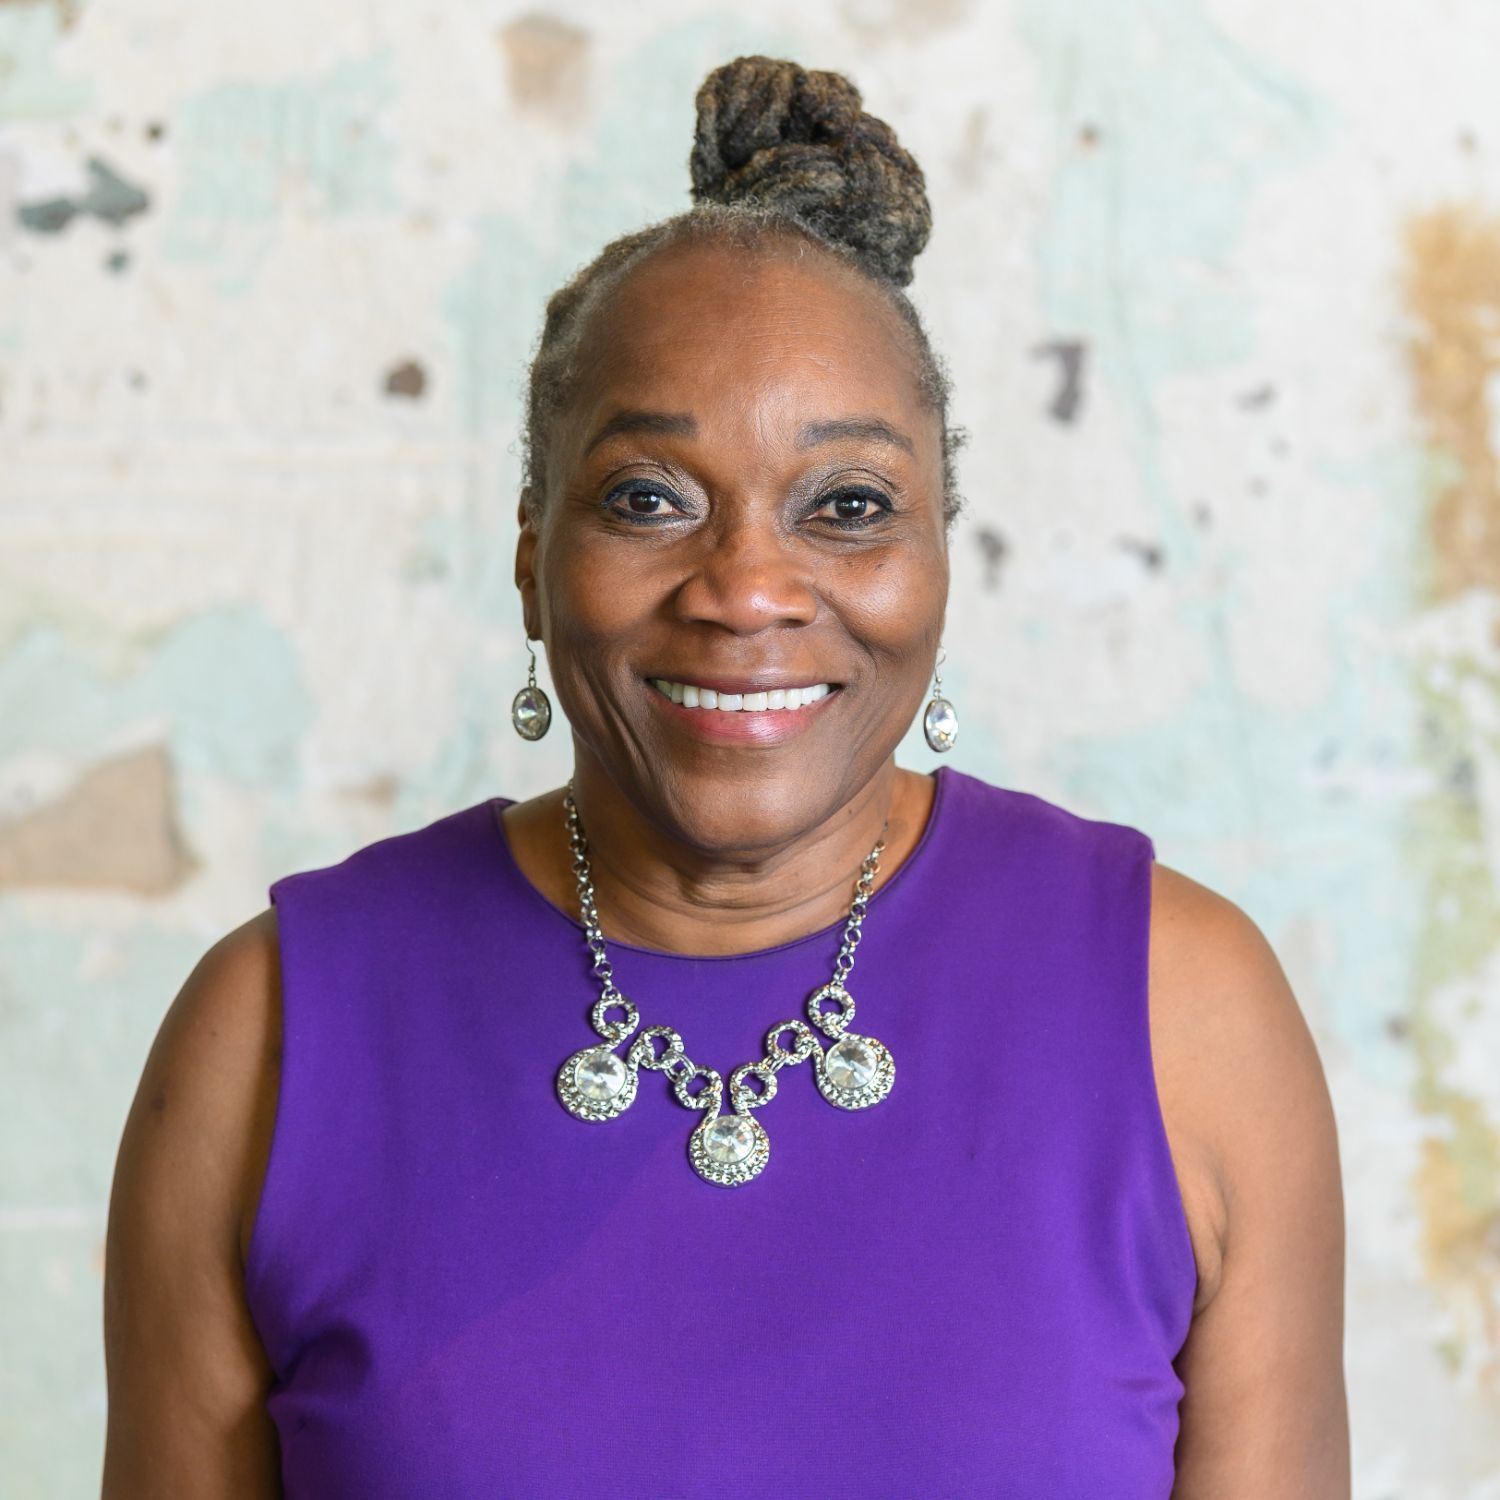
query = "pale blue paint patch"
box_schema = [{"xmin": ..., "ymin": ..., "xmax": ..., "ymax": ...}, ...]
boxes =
[
  {"xmin": 1061, "ymin": 445, "xmax": 1427, "ymax": 1080},
  {"xmin": 160, "ymin": 50, "xmax": 398, "ymax": 284},
  {"xmin": 441, "ymin": 208, "xmax": 554, "ymax": 445},
  {"xmin": 0, "ymin": 903, "xmax": 206, "ymax": 1202},
  {"xmin": 440, "ymin": 12, "xmax": 796, "ymax": 451},
  {"xmin": 0, "ymin": 604, "xmax": 313, "ymax": 790},
  {"xmin": 0, "ymin": 1230, "xmax": 110, "ymax": 1495},
  {"xmin": 1014, "ymin": 0, "xmax": 1411, "ymax": 1070},
  {"xmin": 0, "ymin": 904, "xmax": 206, "ymax": 1495},
  {"xmin": 1018, "ymin": 0, "xmax": 1328, "ymax": 369},
  {"xmin": 0, "ymin": 3, "xmax": 92, "ymax": 121},
  {"xmin": 1018, "ymin": 0, "xmax": 1329, "ymax": 570},
  {"xmin": 255, "ymin": 646, "xmax": 501, "ymax": 888},
  {"xmin": 440, "ymin": 13, "xmax": 799, "ymax": 441},
  {"xmin": 555, "ymin": 15, "xmax": 802, "ymax": 252}
]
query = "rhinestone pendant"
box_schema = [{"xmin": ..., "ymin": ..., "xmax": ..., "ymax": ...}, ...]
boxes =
[
  {"xmin": 690, "ymin": 1109, "xmax": 770, "ymax": 1186},
  {"xmin": 815, "ymin": 1031, "xmax": 895, "ymax": 1109},
  {"xmin": 807, "ymin": 983, "xmax": 895, "ymax": 1110},
  {"xmin": 922, "ymin": 694, "xmax": 958, "ymax": 753},
  {"xmin": 556, "ymin": 1042, "xmax": 638, "ymax": 1120}
]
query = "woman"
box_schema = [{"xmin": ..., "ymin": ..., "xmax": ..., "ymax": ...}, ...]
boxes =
[{"xmin": 102, "ymin": 56, "xmax": 1349, "ymax": 1498}]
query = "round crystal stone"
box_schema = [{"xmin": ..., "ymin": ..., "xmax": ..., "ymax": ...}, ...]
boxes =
[
  {"xmin": 512, "ymin": 686, "xmax": 551, "ymax": 740},
  {"xmin": 574, "ymin": 1050, "xmax": 626, "ymax": 1101},
  {"xmin": 923, "ymin": 695, "xmax": 958, "ymax": 752},
  {"xmin": 704, "ymin": 1115, "xmax": 756, "ymax": 1165},
  {"xmin": 826, "ymin": 1036, "xmax": 877, "ymax": 1092}
]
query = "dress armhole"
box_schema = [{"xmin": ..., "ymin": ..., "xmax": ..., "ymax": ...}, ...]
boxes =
[
  {"xmin": 1134, "ymin": 828, "xmax": 1198, "ymax": 1347},
  {"xmin": 242, "ymin": 879, "xmax": 296, "ymax": 1376}
]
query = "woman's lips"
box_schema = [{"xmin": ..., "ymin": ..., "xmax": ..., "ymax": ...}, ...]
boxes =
[{"xmin": 644, "ymin": 678, "xmax": 841, "ymax": 745}]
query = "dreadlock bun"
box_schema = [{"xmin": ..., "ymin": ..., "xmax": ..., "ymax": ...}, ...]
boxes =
[{"xmin": 688, "ymin": 56, "xmax": 931, "ymax": 288}]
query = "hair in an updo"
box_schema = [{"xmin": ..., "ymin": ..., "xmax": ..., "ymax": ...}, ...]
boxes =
[{"xmin": 520, "ymin": 55, "xmax": 966, "ymax": 526}]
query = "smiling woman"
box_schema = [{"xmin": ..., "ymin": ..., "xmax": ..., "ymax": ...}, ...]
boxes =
[{"xmin": 102, "ymin": 53, "xmax": 1349, "ymax": 1500}]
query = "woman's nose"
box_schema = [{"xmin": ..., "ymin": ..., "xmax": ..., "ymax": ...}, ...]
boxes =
[{"xmin": 670, "ymin": 523, "xmax": 819, "ymax": 634}]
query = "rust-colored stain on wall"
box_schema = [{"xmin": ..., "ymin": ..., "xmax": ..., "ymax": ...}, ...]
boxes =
[
  {"xmin": 0, "ymin": 745, "xmax": 198, "ymax": 894},
  {"xmin": 498, "ymin": 14, "xmax": 590, "ymax": 117},
  {"xmin": 1402, "ymin": 204, "xmax": 1500, "ymax": 1395},
  {"xmin": 839, "ymin": 0, "xmax": 972, "ymax": 46},
  {"xmin": 0, "ymin": 0, "xmax": 81, "ymax": 27},
  {"xmin": 1403, "ymin": 207, "xmax": 1500, "ymax": 608}
]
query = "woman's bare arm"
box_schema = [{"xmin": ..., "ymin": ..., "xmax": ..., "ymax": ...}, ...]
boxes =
[
  {"xmin": 1151, "ymin": 865, "xmax": 1350, "ymax": 1498},
  {"xmin": 102, "ymin": 909, "xmax": 284, "ymax": 1498}
]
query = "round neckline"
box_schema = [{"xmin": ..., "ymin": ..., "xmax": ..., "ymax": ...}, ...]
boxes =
[{"xmin": 484, "ymin": 765, "xmax": 953, "ymax": 964}]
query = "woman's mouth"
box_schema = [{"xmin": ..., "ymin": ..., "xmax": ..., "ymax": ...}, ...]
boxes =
[
  {"xmin": 648, "ymin": 678, "xmax": 835, "ymax": 712},
  {"xmin": 643, "ymin": 676, "xmax": 842, "ymax": 744}
]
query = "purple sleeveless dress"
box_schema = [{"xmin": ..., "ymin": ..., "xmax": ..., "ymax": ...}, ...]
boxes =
[{"xmin": 245, "ymin": 766, "xmax": 1196, "ymax": 1497}]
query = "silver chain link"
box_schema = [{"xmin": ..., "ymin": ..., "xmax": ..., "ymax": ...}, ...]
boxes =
[
  {"xmin": 566, "ymin": 796, "xmax": 623, "ymax": 1005},
  {"xmin": 563, "ymin": 780, "xmax": 885, "ymax": 1089}
]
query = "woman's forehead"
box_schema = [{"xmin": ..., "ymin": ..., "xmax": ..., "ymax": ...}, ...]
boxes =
[{"xmin": 572, "ymin": 241, "xmax": 927, "ymax": 424}]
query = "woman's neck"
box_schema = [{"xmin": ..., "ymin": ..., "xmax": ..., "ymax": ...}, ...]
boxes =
[{"xmin": 500, "ymin": 758, "xmax": 937, "ymax": 957}]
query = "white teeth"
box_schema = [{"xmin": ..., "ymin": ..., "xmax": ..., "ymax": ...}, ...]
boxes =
[{"xmin": 651, "ymin": 679, "xmax": 834, "ymax": 712}]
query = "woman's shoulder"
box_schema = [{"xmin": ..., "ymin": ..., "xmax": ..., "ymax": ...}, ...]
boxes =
[
  {"xmin": 1145, "ymin": 859, "xmax": 1341, "ymax": 1318},
  {"xmin": 104, "ymin": 906, "xmax": 283, "ymax": 1500},
  {"xmin": 124, "ymin": 907, "xmax": 285, "ymax": 1280},
  {"xmin": 1145, "ymin": 858, "xmax": 1348, "ymax": 1481},
  {"xmin": 935, "ymin": 767, "xmax": 1158, "ymax": 872}
]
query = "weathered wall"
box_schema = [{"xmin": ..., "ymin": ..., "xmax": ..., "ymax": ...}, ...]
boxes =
[{"xmin": 2, "ymin": 0, "xmax": 1498, "ymax": 1493}]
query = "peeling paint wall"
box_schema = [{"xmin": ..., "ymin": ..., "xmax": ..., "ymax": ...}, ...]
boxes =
[{"xmin": 2, "ymin": 0, "xmax": 1498, "ymax": 1493}]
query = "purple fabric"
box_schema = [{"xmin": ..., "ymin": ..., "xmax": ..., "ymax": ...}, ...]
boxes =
[{"xmin": 246, "ymin": 766, "xmax": 1195, "ymax": 1497}]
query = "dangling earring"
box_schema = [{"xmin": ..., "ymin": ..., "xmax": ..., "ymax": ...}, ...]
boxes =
[
  {"xmin": 922, "ymin": 646, "xmax": 958, "ymax": 753},
  {"xmin": 512, "ymin": 637, "xmax": 552, "ymax": 740}
]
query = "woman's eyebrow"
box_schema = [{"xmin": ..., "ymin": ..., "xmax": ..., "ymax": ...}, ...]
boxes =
[
  {"xmin": 580, "ymin": 409, "xmax": 916, "ymax": 457},
  {"xmin": 796, "ymin": 416, "xmax": 915, "ymax": 455},
  {"xmin": 583, "ymin": 409, "xmax": 697, "ymax": 455}
]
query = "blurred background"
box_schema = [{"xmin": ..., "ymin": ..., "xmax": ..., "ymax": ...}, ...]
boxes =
[{"xmin": 2, "ymin": 0, "xmax": 1498, "ymax": 1493}]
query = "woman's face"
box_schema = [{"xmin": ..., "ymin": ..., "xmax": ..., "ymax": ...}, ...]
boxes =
[{"xmin": 516, "ymin": 237, "xmax": 950, "ymax": 854}]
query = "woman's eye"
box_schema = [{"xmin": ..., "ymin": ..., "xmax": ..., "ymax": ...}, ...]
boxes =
[
  {"xmin": 604, "ymin": 484, "xmax": 682, "ymax": 523},
  {"xmin": 814, "ymin": 488, "xmax": 891, "ymax": 527}
]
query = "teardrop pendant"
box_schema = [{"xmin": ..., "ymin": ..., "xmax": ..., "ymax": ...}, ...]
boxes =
[
  {"xmin": 923, "ymin": 693, "xmax": 958, "ymax": 753},
  {"xmin": 513, "ymin": 684, "xmax": 552, "ymax": 740},
  {"xmin": 512, "ymin": 637, "xmax": 552, "ymax": 740}
]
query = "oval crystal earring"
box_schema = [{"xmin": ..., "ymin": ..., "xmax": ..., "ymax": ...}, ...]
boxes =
[
  {"xmin": 922, "ymin": 646, "xmax": 958, "ymax": 753},
  {"xmin": 512, "ymin": 637, "xmax": 552, "ymax": 740}
]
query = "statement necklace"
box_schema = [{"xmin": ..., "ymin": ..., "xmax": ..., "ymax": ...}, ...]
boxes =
[{"xmin": 554, "ymin": 782, "xmax": 897, "ymax": 1187}]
